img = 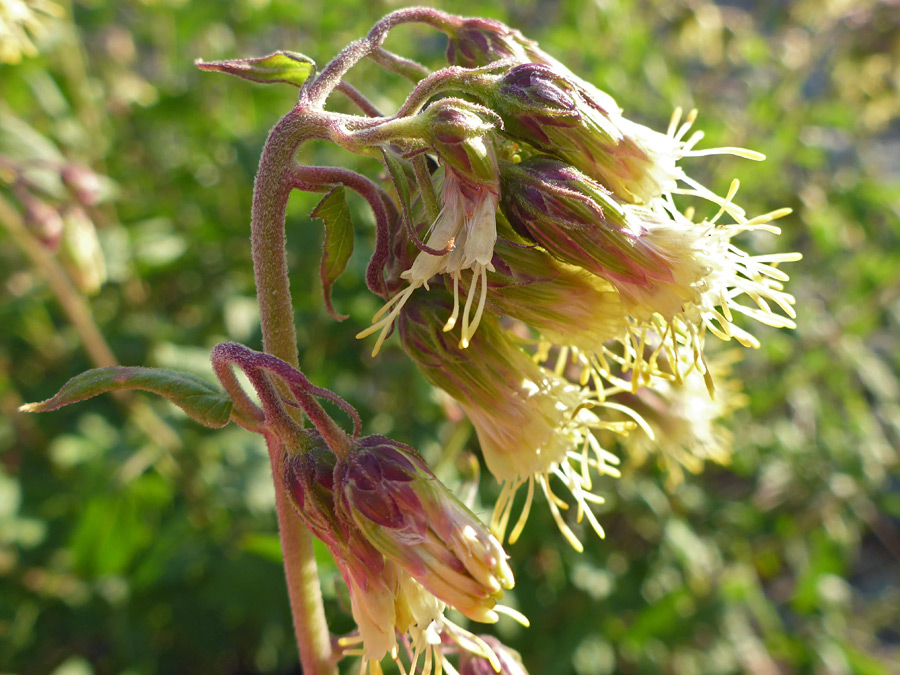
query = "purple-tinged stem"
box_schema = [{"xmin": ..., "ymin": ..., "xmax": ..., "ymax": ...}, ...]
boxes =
[
  {"xmin": 306, "ymin": 7, "xmax": 457, "ymax": 109},
  {"xmin": 335, "ymin": 81, "xmax": 383, "ymax": 117},
  {"xmin": 287, "ymin": 164, "xmax": 398, "ymax": 298},
  {"xmin": 369, "ymin": 47, "xmax": 430, "ymax": 82},
  {"xmin": 251, "ymin": 108, "xmax": 335, "ymax": 675},
  {"xmin": 211, "ymin": 341, "xmax": 359, "ymax": 454}
]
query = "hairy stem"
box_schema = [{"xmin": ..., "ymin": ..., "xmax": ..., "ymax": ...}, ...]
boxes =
[
  {"xmin": 369, "ymin": 47, "xmax": 430, "ymax": 82},
  {"xmin": 307, "ymin": 7, "xmax": 456, "ymax": 108},
  {"xmin": 335, "ymin": 81, "xmax": 383, "ymax": 117},
  {"xmin": 251, "ymin": 108, "xmax": 336, "ymax": 675}
]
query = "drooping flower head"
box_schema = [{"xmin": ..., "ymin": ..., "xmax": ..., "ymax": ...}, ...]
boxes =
[
  {"xmin": 488, "ymin": 63, "xmax": 683, "ymax": 204},
  {"xmin": 281, "ymin": 427, "xmax": 523, "ymax": 674},
  {"xmin": 610, "ymin": 350, "xmax": 749, "ymax": 490},
  {"xmin": 399, "ymin": 292, "xmax": 634, "ymax": 551},
  {"xmin": 358, "ymin": 104, "xmax": 502, "ymax": 355},
  {"xmin": 499, "ymin": 157, "xmax": 684, "ymax": 290},
  {"xmin": 465, "ymin": 236, "xmax": 627, "ymax": 355},
  {"xmin": 334, "ymin": 433, "xmax": 517, "ymax": 625},
  {"xmin": 499, "ymin": 155, "xmax": 800, "ymax": 391}
]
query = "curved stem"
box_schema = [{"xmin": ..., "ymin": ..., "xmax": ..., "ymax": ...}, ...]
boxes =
[
  {"xmin": 369, "ymin": 47, "xmax": 430, "ymax": 82},
  {"xmin": 211, "ymin": 341, "xmax": 359, "ymax": 453},
  {"xmin": 394, "ymin": 66, "xmax": 496, "ymax": 118},
  {"xmin": 287, "ymin": 164, "xmax": 398, "ymax": 298},
  {"xmin": 335, "ymin": 81, "xmax": 383, "ymax": 117},
  {"xmin": 251, "ymin": 108, "xmax": 337, "ymax": 675},
  {"xmin": 306, "ymin": 7, "xmax": 457, "ymax": 109}
]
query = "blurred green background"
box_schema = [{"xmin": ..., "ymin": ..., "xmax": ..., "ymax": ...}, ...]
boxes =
[{"xmin": 1, "ymin": 0, "xmax": 899, "ymax": 673}]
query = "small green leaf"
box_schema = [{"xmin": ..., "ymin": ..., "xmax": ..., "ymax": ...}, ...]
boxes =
[
  {"xmin": 20, "ymin": 367, "xmax": 232, "ymax": 428},
  {"xmin": 312, "ymin": 186, "xmax": 354, "ymax": 321},
  {"xmin": 196, "ymin": 51, "xmax": 316, "ymax": 88}
]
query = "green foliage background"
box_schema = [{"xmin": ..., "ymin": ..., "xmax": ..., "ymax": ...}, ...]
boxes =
[{"xmin": 1, "ymin": 0, "xmax": 899, "ymax": 673}]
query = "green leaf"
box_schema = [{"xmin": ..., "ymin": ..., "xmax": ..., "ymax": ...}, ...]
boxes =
[
  {"xmin": 195, "ymin": 51, "xmax": 316, "ymax": 88},
  {"xmin": 20, "ymin": 367, "xmax": 232, "ymax": 428},
  {"xmin": 311, "ymin": 186, "xmax": 354, "ymax": 321}
]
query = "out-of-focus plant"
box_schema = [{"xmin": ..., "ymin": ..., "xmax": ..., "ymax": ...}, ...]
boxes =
[{"xmin": 17, "ymin": 8, "xmax": 810, "ymax": 673}]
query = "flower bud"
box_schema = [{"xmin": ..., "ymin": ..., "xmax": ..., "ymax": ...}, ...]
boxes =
[
  {"xmin": 335, "ymin": 434, "xmax": 514, "ymax": 624},
  {"xmin": 444, "ymin": 17, "xmax": 533, "ymax": 68},
  {"xmin": 490, "ymin": 63, "xmax": 680, "ymax": 203},
  {"xmin": 459, "ymin": 636, "xmax": 529, "ymax": 675},
  {"xmin": 423, "ymin": 99, "xmax": 501, "ymax": 188},
  {"xmin": 399, "ymin": 293, "xmax": 628, "ymax": 550}
]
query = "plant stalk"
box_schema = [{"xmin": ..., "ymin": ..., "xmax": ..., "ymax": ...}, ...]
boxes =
[{"xmin": 250, "ymin": 108, "xmax": 337, "ymax": 675}]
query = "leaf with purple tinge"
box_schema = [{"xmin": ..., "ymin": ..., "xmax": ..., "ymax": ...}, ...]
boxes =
[{"xmin": 196, "ymin": 51, "xmax": 315, "ymax": 88}]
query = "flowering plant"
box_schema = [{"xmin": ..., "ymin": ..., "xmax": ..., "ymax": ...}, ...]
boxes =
[{"xmin": 21, "ymin": 8, "xmax": 799, "ymax": 674}]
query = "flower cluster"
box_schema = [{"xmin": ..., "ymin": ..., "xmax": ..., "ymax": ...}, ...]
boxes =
[
  {"xmin": 346, "ymin": 12, "xmax": 799, "ymax": 552},
  {"xmin": 208, "ymin": 342, "xmax": 523, "ymax": 674},
  {"xmin": 22, "ymin": 9, "xmax": 803, "ymax": 675},
  {"xmin": 193, "ymin": 9, "xmax": 801, "ymax": 674}
]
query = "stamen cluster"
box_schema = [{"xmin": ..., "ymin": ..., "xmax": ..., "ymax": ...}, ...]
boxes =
[{"xmin": 341, "ymin": 12, "xmax": 800, "ymax": 552}]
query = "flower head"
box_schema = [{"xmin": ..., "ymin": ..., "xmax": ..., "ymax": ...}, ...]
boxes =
[
  {"xmin": 490, "ymin": 63, "xmax": 681, "ymax": 204},
  {"xmin": 399, "ymin": 293, "xmax": 632, "ymax": 550},
  {"xmin": 335, "ymin": 434, "xmax": 516, "ymax": 624},
  {"xmin": 282, "ymin": 429, "xmax": 522, "ymax": 673},
  {"xmin": 358, "ymin": 158, "xmax": 500, "ymax": 354},
  {"xmin": 499, "ymin": 157, "xmax": 676, "ymax": 288},
  {"xmin": 444, "ymin": 16, "xmax": 534, "ymax": 69},
  {"xmin": 498, "ymin": 154, "xmax": 800, "ymax": 390}
]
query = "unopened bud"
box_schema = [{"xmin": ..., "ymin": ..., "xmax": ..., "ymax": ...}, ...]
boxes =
[
  {"xmin": 423, "ymin": 99, "xmax": 501, "ymax": 187},
  {"xmin": 445, "ymin": 17, "xmax": 533, "ymax": 68},
  {"xmin": 336, "ymin": 434, "xmax": 514, "ymax": 623}
]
